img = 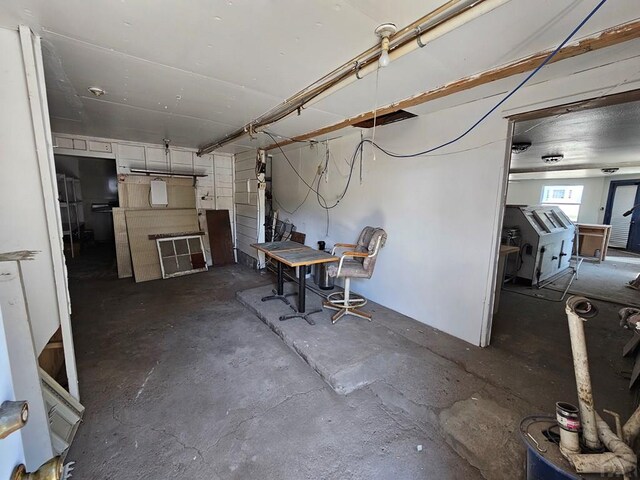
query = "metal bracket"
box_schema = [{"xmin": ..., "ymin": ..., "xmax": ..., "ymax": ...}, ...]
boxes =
[
  {"xmin": 415, "ymin": 26, "xmax": 426, "ymax": 48},
  {"xmin": 355, "ymin": 61, "xmax": 363, "ymax": 80}
]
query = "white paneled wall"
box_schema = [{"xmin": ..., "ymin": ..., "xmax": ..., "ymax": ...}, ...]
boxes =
[
  {"xmin": 195, "ymin": 153, "xmax": 235, "ymax": 264},
  {"xmin": 52, "ymin": 133, "xmax": 235, "ymax": 265},
  {"xmin": 234, "ymin": 150, "xmax": 263, "ymax": 262}
]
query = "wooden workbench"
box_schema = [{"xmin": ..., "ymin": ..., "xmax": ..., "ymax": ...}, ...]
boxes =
[{"xmin": 575, "ymin": 223, "xmax": 611, "ymax": 263}]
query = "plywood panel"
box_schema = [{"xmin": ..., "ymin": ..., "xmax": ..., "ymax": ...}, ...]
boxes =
[
  {"xmin": 112, "ymin": 207, "xmax": 133, "ymax": 278},
  {"xmin": 206, "ymin": 210, "xmax": 235, "ymax": 266},
  {"xmin": 125, "ymin": 209, "xmax": 199, "ymax": 282}
]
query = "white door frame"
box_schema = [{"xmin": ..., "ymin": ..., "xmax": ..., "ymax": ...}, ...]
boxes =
[{"xmin": 18, "ymin": 26, "xmax": 79, "ymax": 400}]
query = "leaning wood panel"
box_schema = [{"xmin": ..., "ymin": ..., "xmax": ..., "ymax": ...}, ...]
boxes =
[
  {"xmin": 125, "ymin": 209, "xmax": 200, "ymax": 282},
  {"xmin": 112, "ymin": 207, "xmax": 133, "ymax": 278},
  {"xmin": 206, "ymin": 210, "xmax": 235, "ymax": 266}
]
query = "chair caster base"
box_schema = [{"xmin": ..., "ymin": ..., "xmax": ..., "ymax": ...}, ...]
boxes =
[{"xmin": 323, "ymin": 302, "xmax": 372, "ymax": 324}]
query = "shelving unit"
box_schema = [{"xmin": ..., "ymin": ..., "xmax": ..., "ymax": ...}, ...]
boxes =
[{"xmin": 57, "ymin": 173, "xmax": 84, "ymax": 258}]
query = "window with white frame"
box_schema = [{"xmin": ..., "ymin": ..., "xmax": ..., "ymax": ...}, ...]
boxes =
[{"xmin": 541, "ymin": 185, "xmax": 584, "ymax": 221}]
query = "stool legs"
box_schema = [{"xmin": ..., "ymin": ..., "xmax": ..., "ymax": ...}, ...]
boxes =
[{"xmin": 322, "ymin": 278, "xmax": 371, "ymax": 324}]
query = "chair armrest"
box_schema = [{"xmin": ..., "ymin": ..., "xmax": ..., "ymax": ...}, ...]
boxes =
[
  {"xmin": 331, "ymin": 243, "xmax": 357, "ymax": 255},
  {"xmin": 342, "ymin": 251, "xmax": 368, "ymax": 258}
]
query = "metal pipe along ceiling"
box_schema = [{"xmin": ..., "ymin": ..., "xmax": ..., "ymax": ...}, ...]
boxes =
[{"xmin": 197, "ymin": 0, "xmax": 509, "ymax": 155}]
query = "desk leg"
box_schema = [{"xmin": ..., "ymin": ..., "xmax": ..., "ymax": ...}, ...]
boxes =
[
  {"xmin": 298, "ymin": 265, "xmax": 306, "ymax": 313},
  {"xmin": 261, "ymin": 260, "xmax": 297, "ymax": 305},
  {"xmin": 280, "ymin": 265, "xmax": 320, "ymax": 326},
  {"xmin": 277, "ymin": 261, "xmax": 284, "ymax": 295}
]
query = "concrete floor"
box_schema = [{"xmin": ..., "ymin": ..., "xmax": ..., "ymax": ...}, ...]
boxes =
[
  {"xmin": 65, "ymin": 247, "xmax": 635, "ymax": 479},
  {"xmin": 542, "ymin": 255, "xmax": 640, "ymax": 307}
]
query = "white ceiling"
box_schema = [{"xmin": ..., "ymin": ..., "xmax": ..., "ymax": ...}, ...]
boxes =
[
  {"xmin": 509, "ymin": 98, "xmax": 640, "ymax": 177},
  {"xmin": 0, "ymin": 0, "xmax": 639, "ymax": 151},
  {"xmin": 510, "ymin": 167, "xmax": 640, "ymax": 181}
]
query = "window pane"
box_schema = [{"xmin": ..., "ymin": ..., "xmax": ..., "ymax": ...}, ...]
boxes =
[{"xmin": 541, "ymin": 185, "xmax": 584, "ymax": 204}]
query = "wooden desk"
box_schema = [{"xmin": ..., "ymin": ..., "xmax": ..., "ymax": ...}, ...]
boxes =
[
  {"xmin": 251, "ymin": 242, "xmax": 338, "ymax": 325},
  {"xmin": 253, "ymin": 241, "xmax": 309, "ymax": 254},
  {"xmin": 575, "ymin": 223, "xmax": 611, "ymax": 263}
]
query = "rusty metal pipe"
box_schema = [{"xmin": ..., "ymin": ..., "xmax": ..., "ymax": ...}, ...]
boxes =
[
  {"xmin": 0, "ymin": 400, "xmax": 29, "ymax": 439},
  {"xmin": 565, "ymin": 296, "xmax": 601, "ymax": 450}
]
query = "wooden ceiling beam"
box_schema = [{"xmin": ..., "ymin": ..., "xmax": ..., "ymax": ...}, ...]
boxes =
[{"xmin": 265, "ymin": 19, "xmax": 640, "ymax": 151}]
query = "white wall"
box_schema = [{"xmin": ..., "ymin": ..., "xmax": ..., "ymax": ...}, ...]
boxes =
[
  {"xmin": 507, "ymin": 177, "xmax": 606, "ymax": 224},
  {"xmin": 234, "ymin": 150, "xmax": 262, "ymax": 263},
  {"xmin": 507, "ymin": 173, "xmax": 640, "ymax": 225},
  {"xmin": 272, "ymin": 100, "xmax": 506, "ymax": 345},
  {"xmin": 270, "ymin": 46, "xmax": 640, "ymax": 346},
  {"xmin": 0, "ymin": 27, "xmax": 71, "ymax": 359}
]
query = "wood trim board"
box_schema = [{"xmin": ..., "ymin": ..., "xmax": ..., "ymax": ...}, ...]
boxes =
[{"xmin": 112, "ymin": 207, "xmax": 133, "ymax": 278}]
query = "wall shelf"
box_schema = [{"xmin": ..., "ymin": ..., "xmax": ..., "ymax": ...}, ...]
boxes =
[{"xmin": 56, "ymin": 173, "xmax": 84, "ymax": 258}]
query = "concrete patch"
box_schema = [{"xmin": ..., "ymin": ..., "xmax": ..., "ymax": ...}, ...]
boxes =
[{"xmin": 440, "ymin": 393, "xmax": 525, "ymax": 480}]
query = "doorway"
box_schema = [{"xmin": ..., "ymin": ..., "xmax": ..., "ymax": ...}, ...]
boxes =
[
  {"xmin": 489, "ymin": 89, "xmax": 640, "ymax": 406},
  {"xmin": 54, "ymin": 154, "xmax": 119, "ymax": 277},
  {"xmin": 604, "ymin": 180, "xmax": 640, "ymax": 253}
]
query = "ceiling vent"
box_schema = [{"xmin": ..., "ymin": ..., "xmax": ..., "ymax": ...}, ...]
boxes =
[
  {"xmin": 511, "ymin": 142, "xmax": 532, "ymax": 154},
  {"xmin": 542, "ymin": 154, "xmax": 564, "ymax": 164},
  {"xmin": 353, "ymin": 110, "xmax": 417, "ymax": 129},
  {"xmin": 601, "ymin": 168, "xmax": 619, "ymax": 174}
]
